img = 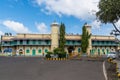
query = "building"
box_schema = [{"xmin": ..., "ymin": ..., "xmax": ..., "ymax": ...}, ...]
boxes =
[{"xmin": 0, "ymin": 21, "xmax": 119, "ymax": 56}]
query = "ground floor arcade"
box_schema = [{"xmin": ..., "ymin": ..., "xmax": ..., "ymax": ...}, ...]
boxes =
[{"xmin": 1, "ymin": 45, "xmax": 117, "ymax": 56}]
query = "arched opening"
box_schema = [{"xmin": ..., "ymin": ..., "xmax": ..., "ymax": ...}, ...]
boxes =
[
  {"xmin": 102, "ymin": 48, "xmax": 105, "ymax": 55},
  {"xmin": 19, "ymin": 49, "xmax": 23, "ymax": 55},
  {"xmin": 98, "ymin": 48, "xmax": 100, "ymax": 56},
  {"xmin": 44, "ymin": 48, "xmax": 48, "ymax": 56},
  {"xmin": 32, "ymin": 49, "xmax": 36, "ymax": 56},
  {"xmin": 67, "ymin": 46, "xmax": 75, "ymax": 56},
  {"xmin": 106, "ymin": 48, "xmax": 109, "ymax": 54},
  {"xmin": 38, "ymin": 48, "xmax": 42, "ymax": 56},
  {"xmin": 78, "ymin": 48, "xmax": 81, "ymax": 53},
  {"xmin": 91, "ymin": 48, "xmax": 95, "ymax": 55},
  {"xmin": 25, "ymin": 48, "xmax": 30, "ymax": 56}
]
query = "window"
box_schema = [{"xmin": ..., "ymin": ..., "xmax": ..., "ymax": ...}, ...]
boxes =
[
  {"xmin": 78, "ymin": 48, "xmax": 81, "ymax": 53},
  {"xmin": 14, "ymin": 40, "xmax": 17, "ymax": 45},
  {"xmin": 102, "ymin": 41, "xmax": 104, "ymax": 44},
  {"xmin": 33, "ymin": 40, "xmax": 36, "ymax": 44},
  {"xmin": 106, "ymin": 48, "xmax": 109, "ymax": 54},
  {"xmin": 26, "ymin": 49, "xmax": 30, "ymax": 53},
  {"xmin": 44, "ymin": 49, "xmax": 48, "ymax": 53},
  {"xmin": 66, "ymin": 40, "xmax": 70, "ymax": 44},
  {"xmin": 97, "ymin": 41, "xmax": 99, "ymax": 44},
  {"xmin": 38, "ymin": 49, "xmax": 42, "ymax": 53},
  {"xmin": 102, "ymin": 48, "xmax": 104, "ymax": 52},
  {"xmin": 26, "ymin": 40, "xmax": 30, "ymax": 44},
  {"xmin": 4, "ymin": 41, "xmax": 7, "ymax": 44},
  {"xmin": 38, "ymin": 40, "xmax": 41, "ymax": 44},
  {"xmin": 20, "ymin": 40, "xmax": 23, "ymax": 44},
  {"xmin": 72, "ymin": 41, "xmax": 75, "ymax": 44},
  {"xmin": 46, "ymin": 40, "xmax": 49, "ymax": 44}
]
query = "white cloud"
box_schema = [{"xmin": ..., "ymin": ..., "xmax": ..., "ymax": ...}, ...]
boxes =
[
  {"xmin": 90, "ymin": 20, "xmax": 101, "ymax": 29},
  {"xmin": 0, "ymin": 31, "xmax": 4, "ymax": 36},
  {"xmin": 35, "ymin": 0, "xmax": 99, "ymax": 20},
  {"xmin": 2, "ymin": 20, "xmax": 31, "ymax": 33},
  {"xmin": 36, "ymin": 22, "xmax": 49, "ymax": 34}
]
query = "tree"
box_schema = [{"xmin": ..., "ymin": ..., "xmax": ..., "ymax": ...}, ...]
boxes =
[
  {"xmin": 81, "ymin": 24, "xmax": 91, "ymax": 53},
  {"xmin": 59, "ymin": 23, "xmax": 66, "ymax": 52},
  {"xmin": 96, "ymin": 0, "xmax": 120, "ymax": 33}
]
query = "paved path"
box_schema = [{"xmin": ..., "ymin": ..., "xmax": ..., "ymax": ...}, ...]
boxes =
[{"xmin": 0, "ymin": 57, "xmax": 105, "ymax": 80}]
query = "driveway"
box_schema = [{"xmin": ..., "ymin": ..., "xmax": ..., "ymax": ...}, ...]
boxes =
[{"xmin": 0, "ymin": 57, "xmax": 105, "ymax": 80}]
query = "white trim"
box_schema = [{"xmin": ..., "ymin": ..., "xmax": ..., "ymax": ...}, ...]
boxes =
[
  {"xmin": 32, "ymin": 47, "xmax": 36, "ymax": 50},
  {"xmin": 19, "ymin": 48, "xmax": 24, "ymax": 51}
]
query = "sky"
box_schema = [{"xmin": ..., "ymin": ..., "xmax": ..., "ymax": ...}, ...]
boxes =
[{"xmin": 0, "ymin": 0, "xmax": 120, "ymax": 38}]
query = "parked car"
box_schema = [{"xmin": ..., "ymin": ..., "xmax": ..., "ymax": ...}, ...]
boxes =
[{"xmin": 107, "ymin": 52, "xmax": 117, "ymax": 59}]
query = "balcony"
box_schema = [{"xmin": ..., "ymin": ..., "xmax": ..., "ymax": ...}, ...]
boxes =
[
  {"xmin": 65, "ymin": 40, "xmax": 81, "ymax": 46},
  {"xmin": 2, "ymin": 40, "xmax": 51, "ymax": 46},
  {"xmin": 92, "ymin": 41, "xmax": 118, "ymax": 46},
  {"xmin": 16, "ymin": 40, "xmax": 51, "ymax": 46}
]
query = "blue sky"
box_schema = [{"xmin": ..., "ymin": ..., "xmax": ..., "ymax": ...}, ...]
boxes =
[{"xmin": 0, "ymin": 0, "xmax": 119, "ymax": 37}]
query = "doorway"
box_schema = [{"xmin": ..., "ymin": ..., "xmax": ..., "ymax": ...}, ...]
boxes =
[
  {"xmin": 32, "ymin": 49, "xmax": 36, "ymax": 56},
  {"xmin": 67, "ymin": 46, "xmax": 75, "ymax": 56}
]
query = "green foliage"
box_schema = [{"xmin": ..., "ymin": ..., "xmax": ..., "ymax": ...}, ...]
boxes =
[
  {"xmin": 96, "ymin": 0, "xmax": 120, "ymax": 23},
  {"xmin": 45, "ymin": 54, "xmax": 51, "ymax": 58},
  {"xmin": 58, "ymin": 52, "xmax": 66, "ymax": 58},
  {"xmin": 96, "ymin": 0, "xmax": 120, "ymax": 33},
  {"xmin": 81, "ymin": 24, "xmax": 91, "ymax": 53},
  {"xmin": 45, "ymin": 51, "xmax": 53, "ymax": 58},
  {"xmin": 47, "ymin": 51, "xmax": 53, "ymax": 54},
  {"xmin": 53, "ymin": 48, "xmax": 66, "ymax": 58},
  {"xmin": 45, "ymin": 48, "xmax": 66, "ymax": 58},
  {"xmin": 53, "ymin": 48, "xmax": 62, "ymax": 55},
  {"xmin": 59, "ymin": 23, "xmax": 66, "ymax": 51}
]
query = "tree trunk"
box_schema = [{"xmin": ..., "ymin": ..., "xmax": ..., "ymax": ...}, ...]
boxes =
[{"xmin": 112, "ymin": 22, "xmax": 120, "ymax": 33}]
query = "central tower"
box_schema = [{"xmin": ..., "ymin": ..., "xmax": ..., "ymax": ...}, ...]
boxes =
[
  {"xmin": 51, "ymin": 21, "xmax": 59, "ymax": 51},
  {"xmin": 85, "ymin": 24, "xmax": 92, "ymax": 55}
]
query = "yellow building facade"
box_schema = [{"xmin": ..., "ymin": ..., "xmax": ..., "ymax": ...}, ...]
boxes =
[{"xmin": 1, "ymin": 22, "xmax": 119, "ymax": 56}]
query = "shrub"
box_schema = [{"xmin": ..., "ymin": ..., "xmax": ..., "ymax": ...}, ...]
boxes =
[
  {"xmin": 58, "ymin": 52, "xmax": 66, "ymax": 58},
  {"xmin": 45, "ymin": 51, "xmax": 53, "ymax": 58},
  {"xmin": 47, "ymin": 51, "xmax": 53, "ymax": 54},
  {"xmin": 53, "ymin": 48, "xmax": 66, "ymax": 58},
  {"xmin": 53, "ymin": 48, "xmax": 61, "ymax": 55}
]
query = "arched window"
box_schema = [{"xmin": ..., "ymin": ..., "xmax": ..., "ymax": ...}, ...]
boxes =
[
  {"xmin": 98, "ymin": 48, "xmax": 100, "ymax": 55},
  {"xmin": 26, "ymin": 49, "xmax": 30, "ymax": 54},
  {"xmin": 78, "ymin": 48, "xmax": 81, "ymax": 53},
  {"xmin": 19, "ymin": 49, "xmax": 23, "ymax": 52},
  {"xmin": 102, "ymin": 48, "xmax": 104, "ymax": 52},
  {"xmin": 91, "ymin": 49, "xmax": 95, "ymax": 55},
  {"xmin": 106, "ymin": 48, "xmax": 109, "ymax": 54},
  {"xmin": 44, "ymin": 48, "xmax": 48, "ymax": 53},
  {"xmin": 38, "ymin": 48, "xmax": 42, "ymax": 54},
  {"xmin": 102, "ymin": 48, "xmax": 105, "ymax": 54},
  {"xmin": 32, "ymin": 48, "xmax": 36, "ymax": 55},
  {"xmin": 19, "ymin": 48, "xmax": 24, "ymax": 55}
]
